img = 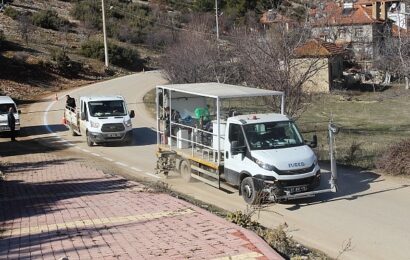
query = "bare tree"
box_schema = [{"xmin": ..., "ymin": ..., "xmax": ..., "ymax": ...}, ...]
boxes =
[
  {"xmin": 17, "ymin": 14, "xmax": 35, "ymax": 45},
  {"xmin": 375, "ymin": 23, "xmax": 410, "ymax": 89},
  {"xmin": 160, "ymin": 14, "xmax": 242, "ymax": 84},
  {"xmin": 234, "ymin": 24, "xmax": 327, "ymax": 116}
]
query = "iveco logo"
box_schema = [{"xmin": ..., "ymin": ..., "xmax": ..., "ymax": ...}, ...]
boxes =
[{"xmin": 288, "ymin": 162, "xmax": 305, "ymax": 168}]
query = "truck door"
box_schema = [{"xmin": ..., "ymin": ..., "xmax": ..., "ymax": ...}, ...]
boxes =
[
  {"xmin": 224, "ymin": 123, "xmax": 246, "ymax": 185},
  {"xmin": 79, "ymin": 100, "xmax": 88, "ymax": 134}
]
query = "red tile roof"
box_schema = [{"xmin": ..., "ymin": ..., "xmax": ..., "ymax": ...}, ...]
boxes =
[
  {"xmin": 295, "ymin": 39, "xmax": 346, "ymax": 58},
  {"xmin": 311, "ymin": 2, "xmax": 383, "ymax": 26},
  {"xmin": 392, "ymin": 24, "xmax": 410, "ymax": 37},
  {"xmin": 260, "ymin": 10, "xmax": 294, "ymax": 25}
]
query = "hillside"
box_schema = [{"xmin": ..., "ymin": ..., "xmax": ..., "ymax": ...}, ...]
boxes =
[{"xmin": 0, "ymin": 0, "xmax": 155, "ymax": 102}]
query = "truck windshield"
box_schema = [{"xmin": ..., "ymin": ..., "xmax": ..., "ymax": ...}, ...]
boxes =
[
  {"xmin": 0, "ymin": 104, "xmax": 17, "ymax": 114},
  {"xmin": 88, "ymin": 101, "xmax": 127, "ymax": 117},
  {"xmin": 243, "ymin": 121, "xmax": 304, "ymax": 150}
]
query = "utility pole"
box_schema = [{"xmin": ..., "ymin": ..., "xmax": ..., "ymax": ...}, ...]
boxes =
[
  {"xmin": 101, "ymin": 0, "xmax": 109, "ymax": 68},
  {"xmin": 215, "ymin": 0, "xmax": 219, "ymax": 40}
]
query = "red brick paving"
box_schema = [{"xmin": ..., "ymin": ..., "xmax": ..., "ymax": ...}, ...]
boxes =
[{"xmin": 0, "ymin": 152, "xmax": 283, "ymax": 260}]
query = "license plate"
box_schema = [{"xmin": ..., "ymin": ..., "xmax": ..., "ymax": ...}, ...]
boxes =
[
  {"xmin": 0, "ymin": 126, "xmax": 10, "ymax": 131},
  {"xmin": 285, "ymin": 185, "xmax": 308, "ymax": 194},
  {"xmin": 106, "ymin": 133, "xmax": 121, "ymax": 138}
]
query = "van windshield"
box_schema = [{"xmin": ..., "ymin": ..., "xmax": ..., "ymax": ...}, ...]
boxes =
[
  {"xmin": 243, "ymin": 121, "xmax": 304, "ymax": 150},
  {"xmin": 88, "ymin": 100, "xmax": 127, "ymax": 117},
  {"xmin": 0, "ymin": 103, "xmax": 17, "ymax": 114}
]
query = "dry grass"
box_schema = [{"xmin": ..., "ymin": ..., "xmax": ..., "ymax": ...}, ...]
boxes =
[
  {"xmin": 297, "ymin": 86, "xmax": 410, "ymax": 169},
  {"xmin": 376, "ymin": 139, "xmax": 410, "ymax": 176}
]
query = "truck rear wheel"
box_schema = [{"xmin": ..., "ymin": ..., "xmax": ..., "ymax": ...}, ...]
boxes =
[
  {"xmin": 86, "ymin": 132, "xmax": 93, "ymax": 147},
  {"xmin": 241, "ymin": 177, "xmax": 263, "ymax": 205},
  {"xmin": 180, "ymin": 160, "xmax": 192, "ymax": 182}
]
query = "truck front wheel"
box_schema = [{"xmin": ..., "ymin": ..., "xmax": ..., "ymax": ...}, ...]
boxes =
[
  {"xmin": 86, "ymin": 132, "xmax": 94, "ymax": 147},
  {"xmin": 241, "ymin": 177, "xmax": 263, "ymax": 205}
]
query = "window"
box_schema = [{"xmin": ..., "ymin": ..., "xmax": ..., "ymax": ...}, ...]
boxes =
[
  {"xmin": 243, "ymin": 121, "xmax": 304, "ymax": 150},
  {"xmin": 229, "ymin": 124, "xmax": 245, "ymax": 146},
  {"xmin": 354, "ymin": 28, "xmax": 364, "ymax": 37},
  {"xmin": 88, "ymin": 100, "xmax": 126, "ymax": 117}
]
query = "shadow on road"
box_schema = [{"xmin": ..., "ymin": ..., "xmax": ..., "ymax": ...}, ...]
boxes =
[
  {"xmin": 283, "ymin": 163, "xmax": 410, "ymax": 211},
  {"xmin": 18, "ymin": 124, "xmax": 68, "ymax": 137},
  {"xmin": 133, "ymin": 127, "xmax": 157, "ymax": 146}
]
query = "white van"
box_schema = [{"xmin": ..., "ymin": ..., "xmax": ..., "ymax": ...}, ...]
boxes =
[{"xmin": 0, "ymin": 96, "xmax": 21, "ymax": 134}]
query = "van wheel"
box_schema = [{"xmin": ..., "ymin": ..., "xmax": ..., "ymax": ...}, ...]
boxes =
[
  {"xmin": 180, "ymin": 160, "xmax": 192, "ymax": 182},
  {"xmin": 86, "ymin": 132, "xmax": 93, "ymax": 147},
  {"xmin": 241, "ymin": 177, "xmax": 263, "ymax": 205}
]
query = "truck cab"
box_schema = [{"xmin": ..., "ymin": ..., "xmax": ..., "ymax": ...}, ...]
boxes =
[
  {"xmin": 66, "ymin": 96, "xmax": 135, "ymax": 146},
  {"xmin": 224, "ymin": 113, "xmax": 320, "ymax": 204}
]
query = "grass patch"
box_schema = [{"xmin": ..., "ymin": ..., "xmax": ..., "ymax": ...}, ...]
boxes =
[{"xmin": 297, "ymin": 87, "xmax": 410, "ymax": 169}]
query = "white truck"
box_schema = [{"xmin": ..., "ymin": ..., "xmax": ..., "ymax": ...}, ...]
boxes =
[
  {"xmin": 155, "ymin": 83, "xmax": 338, "ymax": 204},
  {"xmin": 64, "ymin": 96, "xmax": 135, "ymax": 146}
]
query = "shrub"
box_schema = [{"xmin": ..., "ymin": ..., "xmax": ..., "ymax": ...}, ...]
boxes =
[
  {"xmin": 376, "ymin": 139, "xmax": 410, "ymax": 176},
  {"xmin": 32, "ymin": 10, "xmax": 70, "ymax": 31},
  {"xmin": 80, "ymin": 39, "xmax": 144, "ymax": 69},
  {"xmin": 4, "ymin": 6, "xmax": 20, "ymax": 20},
  {"xmin": 71, "ymin": 1, "xmax": 101, "ymax": 29},
  {"xmin": 50, "ymin": 48, "xmax": 82, "ymax": 76}
]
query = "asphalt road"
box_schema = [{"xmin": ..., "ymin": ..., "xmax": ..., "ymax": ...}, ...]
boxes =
[{"xmin": 20, "ymin": 71, "xmax": 410, "ymax": 260}]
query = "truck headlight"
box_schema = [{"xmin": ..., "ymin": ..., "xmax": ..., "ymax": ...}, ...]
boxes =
[
  {"xmin": 124, "ymin": 119, "xmax": 132, "ymax": 127},
  {"xmin": 90, "ymin": 121, "xmax": 100, "ymax": 128},
  {"xmin": 255, "ymin": 159, "xmax": 275, "ymax": 171}
]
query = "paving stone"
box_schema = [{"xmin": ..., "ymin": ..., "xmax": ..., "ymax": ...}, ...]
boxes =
[{"xmin": 0, "ymin": 152, "xmax": 282, "ymax": 259}]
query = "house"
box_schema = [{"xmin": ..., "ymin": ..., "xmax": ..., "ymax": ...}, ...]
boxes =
[
  {"xmin": 259, "ymin": 9, "xmax": 295, "ymax": 31},
  {"xmin": 294, "ymin": 39, "xmax": 346, "ymax": 92},
  {"xmin": 309, "ymin": 0, "xmax": 401, "ymax": 69}
]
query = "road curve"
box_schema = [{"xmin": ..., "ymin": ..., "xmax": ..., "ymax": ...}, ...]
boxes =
[{"xmin": 24, "ymin": 71, "xmax": 410, "ymax": 260}]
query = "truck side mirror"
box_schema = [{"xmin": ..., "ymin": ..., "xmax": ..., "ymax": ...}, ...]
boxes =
[
  {"xmin": 80, "ymin": 112, "xmax": 86, "ymax": 120},
  {"xmin": 18, "ymin": 110, "xmax": 21, "ymax": 114},
  {"xmin": 130, "ymin": 110, "xmax": 135, "ymax": 118},
  {"xmin": 309, "ymin": 135, "xmax": 318, "ymax": 148},
  {"xmin": 231, "ymin": 141, "xmax": 246, "ymax": 155}
]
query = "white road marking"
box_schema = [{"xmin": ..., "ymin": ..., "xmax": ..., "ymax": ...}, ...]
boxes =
[
  {"xmin": 103, "ymin": 157, "xmax": 114, "ymax": 162},
  {"xmin": 115, "ymin": 162, "xmax": 128, "ymax": 167},
  {"xmin": 81, "ymin": 149, "xmax": 91, "ymax": 153},
  {"xmin": 91, "ymin": 153, "xmax": 101, "ymax": 157},
  {"xmin": 131, "ymin": 167, "xmax": 142, "ymax": 172},
  {"xmin": 43, "ymin": 100, "xmax": 57, "ymax": 134}
]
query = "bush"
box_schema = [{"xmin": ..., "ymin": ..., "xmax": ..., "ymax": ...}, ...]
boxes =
[
  {"xmin": 50, "ymin": 48, "xmax": 82, "ymax": 76},
  {"xmin": 80, "ymin": 39, "xmax": 144, "ymax": 69},
  {"xmin": 376, "ymin": 139, "xmax": 410, "ymax": 175},
  {"xmin": 32, "ymin": 10, "xmax": 70, "ymax": 31},
  {"xmin": 71, "ymin": 1, "xmax": 101, "ymax": 29},
  {"xmin": 3, "ymin": 6, "xmax": 20, "ymax": 20}
]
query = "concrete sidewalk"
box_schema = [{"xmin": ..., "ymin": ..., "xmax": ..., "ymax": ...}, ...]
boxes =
[{"xmin": 0, "ymin": 151, "xmax": 282, "ymax": 259}]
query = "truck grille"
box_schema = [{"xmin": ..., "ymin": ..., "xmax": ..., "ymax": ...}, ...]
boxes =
[
  {"xmin": 101, "ymin": 123, "xmax": 125, "ymax": 132},
  {"xmin": 276, "ymin": 164, "xmax": 315, "ymax": 175},
  {"xmin": 279, "ymin": 176, "xmax": 315, "ymax": 187}
]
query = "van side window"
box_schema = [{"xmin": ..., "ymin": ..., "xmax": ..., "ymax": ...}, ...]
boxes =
[
  {"xmin": 229, "ymin": 124, "xmax": 244, "ymax": 146},
  {"xmin": 84, "ymin": 103, "xmax": 88, "ymax": 121}
]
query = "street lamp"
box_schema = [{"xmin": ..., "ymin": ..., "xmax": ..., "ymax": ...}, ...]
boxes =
[{"xmin": 101, "ymin": 0, "xmax": 109, "ymax": 68}]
